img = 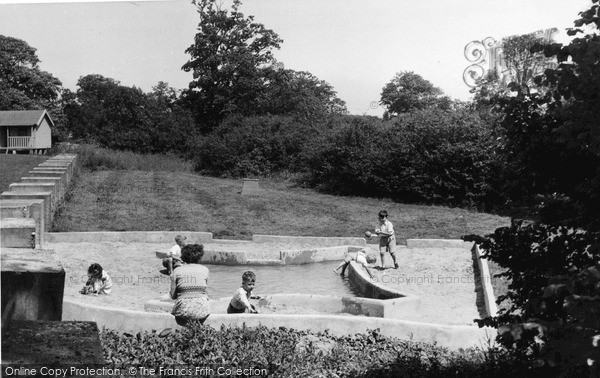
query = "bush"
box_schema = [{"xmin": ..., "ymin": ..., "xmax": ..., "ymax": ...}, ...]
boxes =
[
  {"xmin": 101, "ymin": 325, "xmax": 526, "ymax": 377},
  {"xmin": 464, "ymin": 222, "xmax": 600, "ymax": 374},
  {"xmin": 187, "ymin": 109, "xmax": 503, "ymax": 209},
  {"xmin": 189, "ymin": 110, "xmax": 502, "ymax": 209},
  {"xmin": 300, "ymin": 109, "xmax": 499, "ymax": 208},
  {"xmin": 299, "ymin": 115, "xmax": 389, "ymax": 196},
  {"xmin": 388, "ymin": 108, "xmax": 499, "ymax": 207},
  {"xmin": 191, "ymin": 115, "xmax": 317, "ymax": 177}
]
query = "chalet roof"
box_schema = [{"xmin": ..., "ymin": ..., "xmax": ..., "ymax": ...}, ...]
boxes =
[{"xmin": 0, "ymin": 110, "xmax": 54, "ymax": 128}]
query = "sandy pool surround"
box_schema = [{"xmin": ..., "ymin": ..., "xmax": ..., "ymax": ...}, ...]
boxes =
[{"xmin": 54, "ymin": 234, "xmax": 497, "ymax": 349}]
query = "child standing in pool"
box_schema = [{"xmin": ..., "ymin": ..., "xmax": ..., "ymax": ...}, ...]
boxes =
[
  {"xmin": 227, "ymin": 271, "xmax": 258, "ymax": 314},
  {"xmin": 375, "ymin": 210, "xmax": 399, "ymax": 269}
]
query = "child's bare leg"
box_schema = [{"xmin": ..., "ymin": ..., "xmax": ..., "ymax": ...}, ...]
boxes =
[
  {"xmin": 389, "ymin": 244, "xmax": 399, "ymax": 268},
  {"xmin": 391, "ymin": 252, "xmax": 398, "ymax": 268},
  {"xmin": 333, "ymin": 261, "xmax": 345, "ymax": 274},
  {"xmin": 379, "ymin": 248, "xmax": 386, "ymax": 268},
  {"xmin": 167, "ymin": 258, "xmax": 173, "ymax": 274}
]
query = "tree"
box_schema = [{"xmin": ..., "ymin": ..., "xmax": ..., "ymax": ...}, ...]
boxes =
[
  {"xmin": 501, "ymin": 33, "xmax": 555, "ymax": 93},
  {"xmin": 0, "ymin": 35, "xmax": 67, "ymax": 139},
  {"xmin": 65, "ymin": 75, "xmax": 197, "ymax": 154},
  {"xmin": 150, "ymin": 81, "xmax": 180, "ymax": 108},
  {"xmin": 259, "ymin": 69, "xmax": 347, "ymax": 118},
  {"xmin": 181, "ymin": 0, "xmax": 283, "ymax": 131},
  {"xmin": 472, "ymin": 33, "xmax": 557, "ymax": 106},
  {"xmin": 534, "ymin": 3, "xmax": 600, "ymax": 230},
  {"xmin": 0, "ymin": 35, "xmax": 63, "ymax": 110},
  {"xmin": 483, "ymin": 2, "xmax": 600, "ymax": 229},
  {"xmin": 147, "ymin": 81, "xmax": 198, "ymax": 155},
  {"xmin": 72, "ymin": 75, "xmax": 154, "ymax": 150},
  {"xmin": 63, "ymin": 74, "xmax": 121, "ymax": 142},
  {"xmin": 466, "ymin": 3, "xmax": 600, "ymax": 374},
  {"xmin": 380, "ymin": 71, "xmax": 450, "ymax": 116}
]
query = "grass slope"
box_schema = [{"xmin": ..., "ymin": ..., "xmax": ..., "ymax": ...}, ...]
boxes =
[
  {"xmin": 53, "ymin": 169, "xmax": 510, "ymax": 242},
  {"xmin": 0, "ymin": 154, "xmax": 48, "ymax": 193}
]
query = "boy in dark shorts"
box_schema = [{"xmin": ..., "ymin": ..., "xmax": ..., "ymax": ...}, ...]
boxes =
[{"xmin": 375, "ymin": 210, "xmax": 399, "ymax": 269}]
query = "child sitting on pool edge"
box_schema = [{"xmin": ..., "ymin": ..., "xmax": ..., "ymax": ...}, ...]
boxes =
[
  {"xmin": 227, "ymin": 271, "xmax": 258, "ymax": 314},
  {"xmin": 80, "ymin": 263, "xmax": 113, "ymax": 295},
  {"xmin": 333, "ymin": 249, "xmax": 377, "ymax": 279},
  {"xmin": 163, "ymin": 234, "xmax": 187, "ymax": 275}
]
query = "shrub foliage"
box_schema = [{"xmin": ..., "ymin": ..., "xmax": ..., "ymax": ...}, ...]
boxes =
[
  {"xmin": 191, "ymin": 115, "xmax": 316, "ymax": 177},
  {"xmin": 463, "ymin": 3, "xmax": 600, "ymax": 374},
  {"xmin": 300, "ymin": 109, "xmax": 499, "ymax": 208},
  {"xmin": 465, "ymin": 223, "xmax": 600, "ymax": 375},
  {"xmin": 190, "ymin": 109, "xmax": 501, "ymax": 209},
  {"xmin": 101, "ymin": 325, "xmax": 528, "ymax": 377}
]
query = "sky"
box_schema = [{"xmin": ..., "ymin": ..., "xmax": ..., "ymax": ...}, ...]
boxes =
[{"xmin": 0, "ymin": 0, "xmax": 592, "ymax": 116}]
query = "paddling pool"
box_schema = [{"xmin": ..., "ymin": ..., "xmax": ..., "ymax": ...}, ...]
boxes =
[{"xmin": 201, "ymin": 261, "xmax": 362, "ymax": 299}]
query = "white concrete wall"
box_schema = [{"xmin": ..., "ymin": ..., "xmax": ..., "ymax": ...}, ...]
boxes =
[
  {"xmin": 474, "ymin": 244, "xmax": 498, "ymax": 317},
  {"xmin": 62, "ymin": 299, "xmax": 496, "ymax": 351}
]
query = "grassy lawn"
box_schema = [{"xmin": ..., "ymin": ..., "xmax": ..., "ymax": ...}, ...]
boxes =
[
  {"xmin": 52, "ymin": 169, "xmax": 510, "ymax": 243},
  {"xmin": 0, "ymin": 154, "xmax": 49, "ymax": 192}
]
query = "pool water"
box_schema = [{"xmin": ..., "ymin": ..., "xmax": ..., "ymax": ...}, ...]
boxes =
[{"xmin": 204, "ymin": 261, "xmax": 362, "ymax": 299}]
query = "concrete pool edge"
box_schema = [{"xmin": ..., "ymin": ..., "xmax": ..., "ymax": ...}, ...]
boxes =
[
  {"xmin": 45, "ymin": 231, "xmax": 366, "ymax": 247},
  {"xmin": 144, "ymin": 293, "xmax": 421, "ymax": 320},
  {"xmin": 62, "ymin": 298, "xmax": 497, "ymax": 351},
  {"xmin": 474, "ymin": 244, "xmax": 498, "ymax": 317}
]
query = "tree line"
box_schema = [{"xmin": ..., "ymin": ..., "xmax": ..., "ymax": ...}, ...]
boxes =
[
  {"xmin": 1, "ymin": 0, "xmax": 598, "ymax": 220},
  {"xmin": 1, "ymin": 5, "xmax": 597, "ymax": 222}
]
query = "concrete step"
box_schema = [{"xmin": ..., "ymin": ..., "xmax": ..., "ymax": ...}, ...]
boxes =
[
  {"xmin": 0, "ymin": 204, "xmax": 29, "ymax": 219},
  {"xmin": 27, "ymin": 170, "xmax": 65, "ymax": 177},
  {"xmin": 0, "ymin": 199, "xmax": 45, "ymax": 248},
  {"xmin": 1, "ymin": 248, "xmax": 65, "ymax": 320},
  {"xmin": 0, "ymin": 192, "xmax": 52, "ymax": 229},
  {"xmin": 9, "ymin": 183, "xmax": 57, "ymax": 208},
  {"xmin": 20, "ymin": 177, "xmax": 64, "ymax": 203},
  {"xmin": 27, "ymin": 170, "xmax": 69, "ymax": 190},
  {"xmin": 31, "ymin": 166, "xmax": 71, "ymax": 183},
  {"xmin": 0, "ymin": 218, "xmax": 36, "ymax": 248}
]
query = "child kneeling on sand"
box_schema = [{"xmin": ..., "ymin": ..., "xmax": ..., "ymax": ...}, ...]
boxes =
[
  {"xmin": 333, "ymin": 249, "xmax": 376, "ymax": 279},
  {"xmin": 227, "ymin": 271, "xmax": 258, "ymax": 314},
  {"xmin": 80, "ymin": 263, "xmax": 113, "ymax": 295}
]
